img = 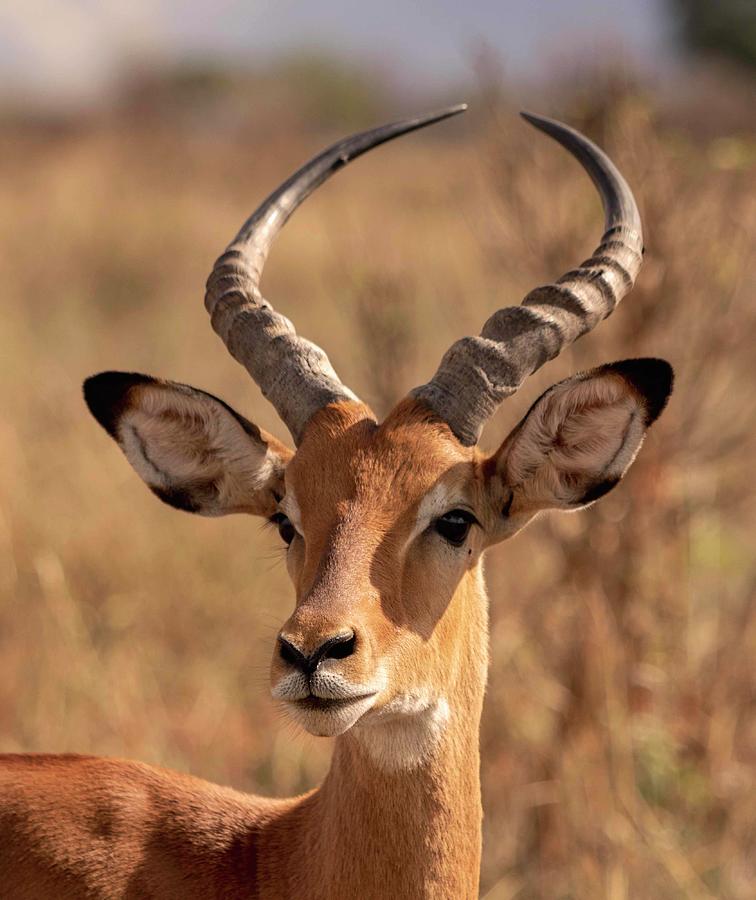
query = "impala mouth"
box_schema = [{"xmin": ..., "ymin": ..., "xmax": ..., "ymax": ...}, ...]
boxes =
[
  {"xmin": 272, "ymin": 667, "xmax": 387, "ymax": 736},
  {"xmin": 280, "ymin": 691, "xmax": 379, "ymax": 737},
  {"xmin": 295, "ymin": 693, "xmax": 376, "ymax": 712}
]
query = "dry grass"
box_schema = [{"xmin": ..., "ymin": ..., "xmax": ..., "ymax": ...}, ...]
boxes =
[{"xmin": 0, "ymin": 80, "xmax": 754, "ymax": 898}]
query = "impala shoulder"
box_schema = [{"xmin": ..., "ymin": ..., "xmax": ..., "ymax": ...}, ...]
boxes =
[{"xmin": 0, "ymin": 753, "xmax": 263, "ymax": 832}]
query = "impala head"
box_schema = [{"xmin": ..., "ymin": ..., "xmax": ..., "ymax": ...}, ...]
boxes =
[{"xmin": 85, "ymin": 107, "xmax": 672, "ymax": 746}]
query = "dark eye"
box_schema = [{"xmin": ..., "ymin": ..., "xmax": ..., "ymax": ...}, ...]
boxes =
[
  {"xmin": 271, "ymin": 513, "xmax": 296, "ymax": 546},
  {"xmin": 434, "ymin": 509, "xmax": 477, "ymax": 547}
]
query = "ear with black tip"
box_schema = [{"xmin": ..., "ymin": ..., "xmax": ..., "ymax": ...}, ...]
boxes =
[
  {"xmin": 485, "ymin": 358, "xmax": 673, "ymax": 540},
  {"xmin": 602, "ymin": 358, "xmax": 673, "ymax": 426},
  {"xmin": 83, "ymin": 372, "xmax": 293, "ymax": 517}
]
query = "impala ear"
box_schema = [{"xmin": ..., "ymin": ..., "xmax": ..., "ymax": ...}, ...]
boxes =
[
  {"xmin": 84, "ymin": 372, "xmax": 293, "ymax": 517},
  {"xmin": 486, "ymin": 359, "xmax": 673, "ymax": 538}
]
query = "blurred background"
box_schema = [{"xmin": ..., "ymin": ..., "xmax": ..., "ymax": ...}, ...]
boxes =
[{"xmin": 0, "ymin": 1, "xmax": 754, "ymax": 897}]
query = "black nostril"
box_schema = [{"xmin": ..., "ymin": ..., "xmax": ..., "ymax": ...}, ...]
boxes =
[
  {"xmin": 277, "ymin": 631, "xmax": 356, "ymax": 675},
  {"xmin": 319, "ymin": 631, "xmax": 356, "ymax": 662},
  {"xmin": 278, "ymin": 636, "xmax": 308, "ymax": 672}
]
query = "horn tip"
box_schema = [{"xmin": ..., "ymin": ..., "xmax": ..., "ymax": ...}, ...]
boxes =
[
  {"xmin": 519, "ymin": 110, "xmax": 554, "ymax": 130},
  {"xmin": 384, "ymin": 102, "xmax": 468, "ymax": 140},
  {"xmin": 433, "ymin": 102, "xmax": 468, "ymax": 121},
  {"xmin": 408, "ymin": 102, "xmax": 467, "ymax": 131}
]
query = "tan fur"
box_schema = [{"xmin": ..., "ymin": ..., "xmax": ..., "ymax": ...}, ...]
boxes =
[{"xmin": 1, "ymin": 369, "xmax": 660, "ymax": 898}]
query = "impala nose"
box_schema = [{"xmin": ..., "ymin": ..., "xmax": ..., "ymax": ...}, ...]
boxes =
[{"xmin": 277, "ymin": 630, "xmax": 356, "ymax": 675}]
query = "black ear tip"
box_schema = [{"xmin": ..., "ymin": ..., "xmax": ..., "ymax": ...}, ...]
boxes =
[
  {"xmin": 83, "ymin": 371, "xmax": 153, "ymax": 437},
  {"xmin": 608, "ymin": 358, "xmax": 674, "ymax": 425}
]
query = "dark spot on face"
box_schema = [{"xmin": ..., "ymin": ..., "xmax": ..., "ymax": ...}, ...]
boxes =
[
  {"xmin": 501, "ymin": 492, "xmax": 514, "ymax": 518},
  {"xmin": 481, "ymin": 454, "xmax": 499, "ymax": 480}
]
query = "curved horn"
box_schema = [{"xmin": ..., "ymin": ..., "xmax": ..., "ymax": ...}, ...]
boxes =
[
  {"xmin": 205, "ymin": 104, "xmax": 467, "ymax": 444},
  {"xmin": 411, "ymin": 111, "xmax": 644, "ymax": 446}
]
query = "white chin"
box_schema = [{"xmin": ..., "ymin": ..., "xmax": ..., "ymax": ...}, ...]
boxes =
[{"xmin": 283, "ymin": 695, "xmax": 377, "ymax": 737}]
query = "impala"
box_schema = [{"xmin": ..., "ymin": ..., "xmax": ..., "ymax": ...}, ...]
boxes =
[{"xmin": 0, "ymin": 105, "xmax": 672, "ymax": 899}]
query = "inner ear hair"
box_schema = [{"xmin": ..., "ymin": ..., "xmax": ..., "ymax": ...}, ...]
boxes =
[
  {"xmin": 497, "ymin": 358, "xmax": 673, "ymax": 513},
  {"xmin": 84, "ymin": 371, "xmax": 292, "ymax": 518}
]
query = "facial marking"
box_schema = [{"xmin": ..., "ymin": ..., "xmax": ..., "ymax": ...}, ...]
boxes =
[
  {"xmin": 279, "ymin": 488, "xmax": 303, "ymax": 534},
  {"xmin": 271, "ymin": 401, "xmax": 482, "ymax": 743},
  {"xmin": 271, "ymin": 667, "xmax": 387, "ymax": 703},
  {"xmin": 410, "ymin": 481, "xmax": 466, "ymax": 546},
  {"xmin": 272, "ymin": 668, "xmax": 389, "ymax": 739},
  {"xmin": 355, "ymin": 692, "xmax": 451, "ymax": 772},
  {"xmin": 270, "ymin": 670, "xmax": 309, "ymax": 702}
]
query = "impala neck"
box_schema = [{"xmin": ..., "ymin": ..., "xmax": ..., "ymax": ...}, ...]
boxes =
[{"xmin": 296, "ymin": 565, "xmax": 489, "ymax": 898}]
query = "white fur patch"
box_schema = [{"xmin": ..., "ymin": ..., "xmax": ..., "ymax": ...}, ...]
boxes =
[
  {"xmin": 279, "ymin": 489, "xmax": 303, "ymax": 535},
  {"xmin": 409, "ymin": 482, "xmax": 469, "ymax": 547},
  {"xmin": 272, "ymin": 668, "xmax": 388, "ymax": 738},
  {"xmin": 354, "ymin": 691, "xmax": 451, "ymax": 772},
  {"xmin": 271, "ymin": 666, "xmax": 387, "ymax": 703},
  {"xmin": 271, "ymin": 670, "xmax": 310, "ymax": 702},
  {"xmin": 286, "ymin": 693, "xmax": 379, "ymax": 738}
]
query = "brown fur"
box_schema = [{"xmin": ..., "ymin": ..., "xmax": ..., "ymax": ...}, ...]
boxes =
[{"xmin": 1, "ymin": 360, "xmax": 669, "ymax": 898}]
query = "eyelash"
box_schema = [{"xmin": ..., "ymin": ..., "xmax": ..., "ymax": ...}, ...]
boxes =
[
  {"xmin": 433, "ymin": 509, "xmax": 479, "ymax": 547},
  {"xmin": 270, "ymin": 513, "xmax": 296, "ymax": 546}
]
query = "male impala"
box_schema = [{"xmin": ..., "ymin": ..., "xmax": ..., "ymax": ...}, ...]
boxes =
[{"xmin": 0, "ymin": 106, "xmax": 672, "ymax": 898}]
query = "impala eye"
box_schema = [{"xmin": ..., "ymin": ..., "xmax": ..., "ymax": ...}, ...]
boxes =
[
  {"xmin": 434, "ymin": 509, "xmax": 477, "ymax": 547},
  {"xmin": 271, "ymin": 513, "xmax": 296, "ymax": 546}
]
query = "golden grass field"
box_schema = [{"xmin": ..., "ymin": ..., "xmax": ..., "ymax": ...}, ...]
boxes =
[{"xmin": 0, "ymin": 76, "xmax": 754, "ymax": 898}]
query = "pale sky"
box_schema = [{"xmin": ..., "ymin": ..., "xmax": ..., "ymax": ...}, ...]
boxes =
[{"xmin": 0, "ymin": 0, "xmax": 675, "ymax": 109}]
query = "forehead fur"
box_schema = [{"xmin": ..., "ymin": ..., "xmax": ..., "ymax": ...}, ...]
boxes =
[{"xmin": 287, "ymin": 399, "xmax": 477, "ymax": 520}]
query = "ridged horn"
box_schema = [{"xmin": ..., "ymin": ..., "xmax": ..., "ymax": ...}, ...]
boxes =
[
  {"xmin": 411, "ymin": 111, "xmax": 644, "ymax": 446},
  {"xmin": 205, "ymin": 104, "xmax": 467, "ymax": 445}
]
